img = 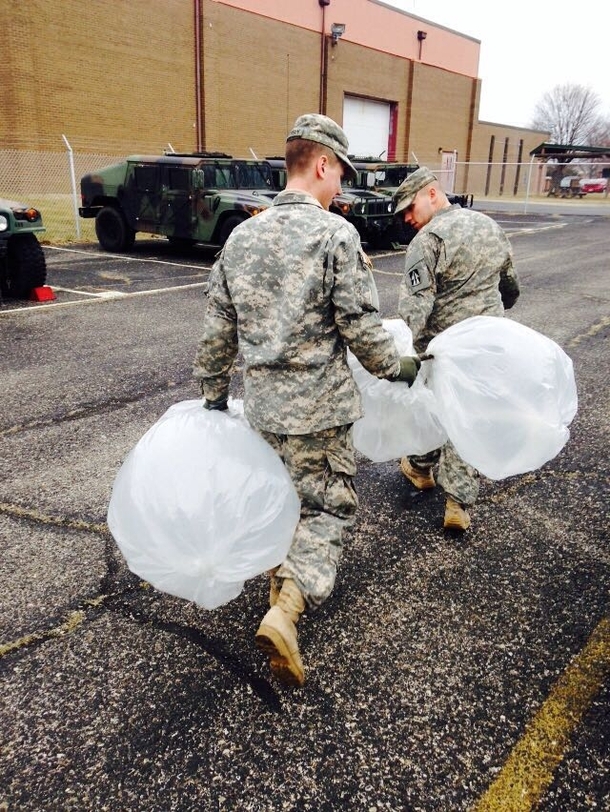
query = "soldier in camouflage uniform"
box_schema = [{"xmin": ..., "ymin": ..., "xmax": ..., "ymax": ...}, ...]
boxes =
[
  {"xmin": 193, "ymin": 114, "xmax": 421, "ymax": 687},
  {"xmin": 394, "ymin": 167, "xmax": 520, "ymax": 531}
]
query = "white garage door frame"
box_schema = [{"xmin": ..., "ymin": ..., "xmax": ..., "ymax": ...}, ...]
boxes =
[{"xmin": 342, "ymin": 96, "xmax": 396, "ymax": 160}]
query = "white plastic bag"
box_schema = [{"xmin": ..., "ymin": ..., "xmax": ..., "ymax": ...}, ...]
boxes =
[
  {"xmin": 107, "ymin": 399, "xmax": 300, "ymax": 609},
  {"xmin": 348, "ymin": 319, "xmax": 448, "ymax": 462},
  {"xmin": 425, "ymin": 316, "xmax": 578, "ymax": 479}
]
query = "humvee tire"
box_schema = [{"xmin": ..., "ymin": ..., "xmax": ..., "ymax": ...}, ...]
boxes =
[
  {"xmin": 218, "ymin": 214, "xmax": 246, "ymax": 245},
  {"xmin": 3, "ymin": 234, "xmax": 47, "ymax": 299},
  {"xmin": 95, "ymin": 206, "xmax": 136, "ymax": 252}
]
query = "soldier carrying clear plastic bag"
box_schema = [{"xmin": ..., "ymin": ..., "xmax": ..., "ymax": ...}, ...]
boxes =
[
  {"xmin": 393, "ymin": 167, "xmax": 521, "ymax": 531},
  {"xmin": 193, "ymin": 114, "xmax": 420, "ymax": 687}
]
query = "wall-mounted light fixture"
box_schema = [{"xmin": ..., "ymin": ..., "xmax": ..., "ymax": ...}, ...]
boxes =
[
  {"xmin": 417, "ymin": 29, "xmax": 427, "ymax": 60},
  {"xmin": 331, "ymin": 22, "xmax": 346, "ymax": 46}
]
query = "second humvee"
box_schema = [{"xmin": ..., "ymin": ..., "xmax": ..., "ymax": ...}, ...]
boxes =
[{"xmin": 79, "ymin": 152, "xmax": 278, "ymax": 252}]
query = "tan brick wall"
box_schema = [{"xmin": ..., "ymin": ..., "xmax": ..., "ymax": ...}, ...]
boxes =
[
  {"xmin": 0, "ymin": 0, "xmax": 547, "ymax": 193},
  {"xmin": 323, "ymin": 39, "xmax": 412, "ymax": 157},
  {"xmin": 408, "ymin": 64, "xmax": 474, "ymax": 165},
  {"xmin": 469, "ymin": 122, "xmax": 550, "ymax": 198},
  {"xmin": 1, "ymin": 0, "xmax": 195, "ymax": 153},
  {"xmin": 201, "ymin": 1, "xmax": 321, "ymax": 158}
]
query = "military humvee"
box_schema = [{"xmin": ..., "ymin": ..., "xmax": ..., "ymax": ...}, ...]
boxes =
[
  {"xmin": 265, "ymin": 157, "xmax": 403, "ymax": 249},
  {"xmin": 0, "ymin": 198, "xmax": 47, "ymax": 299},
  {"xmin": 352, "ymin": 158, "xmax": 474, "ymax": 208},
  {"xmin": 79, "ymin": 153, "xmax": 277, "ymax": 252},
  {"xmin": 349, "ymin": 158, "xmax": 474, "ymax": 245}
]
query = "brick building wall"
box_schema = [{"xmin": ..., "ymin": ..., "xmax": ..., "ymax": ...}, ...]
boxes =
[
  {"xmin": 323, "ymin": 40, "xmax": 412, "ymax": 159},
  {"xmin": 405, "ymin": 63, "xmax": 476, "ymax": 166},
  {"xmin": 198, "ymin": 2, "xmax": 482, "ymax": 166},
  {"xmin": 201, "ymin": 1, "xmax": 321, "ymax": 158},
  {"xmin": 0, "ymin": 0, "xmax": 195, "ymax": 153},
  {"xmin": 471, "ymin": 121, "xmax": 549, "ymax": 197},
  {"xmin": 0, "ymin": 0, "xmax": 548, "ymax": 193}
]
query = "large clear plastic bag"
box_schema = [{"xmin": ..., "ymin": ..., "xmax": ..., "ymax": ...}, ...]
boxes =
[
  {"xmin": 348, "ymin": 319, "xmax": 448, "ymax": 462},
  {"xmin": 107, "ymin": 399, "xmax": 300, "ymax": 609},
  {"xmin": 425, "ymin": 316, "xmax": 578, "ymax": 480}
]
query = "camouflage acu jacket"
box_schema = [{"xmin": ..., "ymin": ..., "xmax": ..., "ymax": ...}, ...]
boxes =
[
  {"xmin": 193, "ymin": 189, "xmax": 400, "ymax": 434},
  {"xmin": 398, "ymin": 205, "xmax": 520, "ymax": 353}
]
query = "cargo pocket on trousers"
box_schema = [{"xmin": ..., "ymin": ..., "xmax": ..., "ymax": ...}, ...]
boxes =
[{"xmin": 324, "ymin": 429, "xmax": 358, "ymax": 522}]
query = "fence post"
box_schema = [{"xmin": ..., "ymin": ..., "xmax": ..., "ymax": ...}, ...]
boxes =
[
  {"xmin": 62, "ymin": 134, "xmax": 81, "ymax": 240},
  {"xmin": 524, "ymin": 155, "xmax": 536, "ymax": 214}
]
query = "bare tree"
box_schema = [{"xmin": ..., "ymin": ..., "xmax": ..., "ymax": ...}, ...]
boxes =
[
  {"xmin": 530, "ymin": 83, "xmax": 610, "ymax": 196},
  {"xmin": 530, "ymin": 83, "xmax": 602, "ymax": 144},
  {"xmin": 587, "ymin": 117, "xmax": 610, "ymax": 148}
]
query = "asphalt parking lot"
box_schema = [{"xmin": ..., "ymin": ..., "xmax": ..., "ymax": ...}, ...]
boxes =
[{"xmin": 1, "ymin": 206, "xmax": 609, "ymax": 811}]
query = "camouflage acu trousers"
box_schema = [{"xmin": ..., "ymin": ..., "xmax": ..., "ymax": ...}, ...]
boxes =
[
  {"xmin": 410, "ymin": 439, "xmax": 479, "ymax": 506},
  {"xmin": 259, "ymin": 424, "xmax": 358, "ymax": 609}
]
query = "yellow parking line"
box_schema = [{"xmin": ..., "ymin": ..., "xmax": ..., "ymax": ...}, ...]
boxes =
[
  {"xmin": 568, "ymin": 315, "xmax": 610, "ymax": 348},
  {"xmin": 472, "ymin": 616, "xmax": 610, "ymax": 811}
]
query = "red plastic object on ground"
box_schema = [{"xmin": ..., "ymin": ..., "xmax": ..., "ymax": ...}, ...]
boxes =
[{"xmin": 29, "ymin": 286, "xmax": 56, "ymax": 301}]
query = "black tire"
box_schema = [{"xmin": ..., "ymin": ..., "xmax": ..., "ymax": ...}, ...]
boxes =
[
  {"xmin": 167, "ymin": 236, "xmax": 196, "ymax": 251},
  {"xmin": 399, "ymin": 221, "xmax": 418, "ymax": 246},
  {"xmin": 367, "ymin": 231, "xmax": 392, "ymax": 250},
  {"xmin": 3, "ymin": 234, "xmax": 47, "ymax": 299},
  {"xmin": 369, "ymin": 221, "xmax": 414, "ymax": 250},
  {"xmin": 218, "ymin": 214, "xmax": 246, "ymax": 246},
  {"xmin": 95, "ymin": 206, "xmax": 136, "ymax": 252}
]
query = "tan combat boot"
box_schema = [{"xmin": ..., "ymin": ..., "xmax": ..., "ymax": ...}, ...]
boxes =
[
  {"xmin": 255, "ymin": 578, "xmax": 305, "ymax": 687},
  {"xmin": 400, "ymin": 457, "xmax": 436, "ymax": 490},
  {"xmin": 444, "ymin": 497, "xmax": 471, "ymax": 531}
]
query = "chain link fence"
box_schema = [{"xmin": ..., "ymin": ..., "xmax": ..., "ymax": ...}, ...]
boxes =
[
  {"xmin": 0, "ymin": 140, "xmax": 124, "ymax": 245},
  {"xmin": 1, "ymin": 142, "xmax": 608, "ymax": 245}
]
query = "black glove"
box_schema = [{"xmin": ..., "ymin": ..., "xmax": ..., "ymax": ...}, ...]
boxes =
[
  {"xmin": 499, "ymin": 276, "xmax": 520, "ymax": 310},
  {"xmin": 203, "ymin": 396, "xmax": 228, "ymax": 411},
  {"xmin": 395, "ymin": 355, "xmax": 421, "ymax": 386}
]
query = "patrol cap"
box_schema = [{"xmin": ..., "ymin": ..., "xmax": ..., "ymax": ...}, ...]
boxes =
[
  {"xmin": 287, "ymin": 113, "xmax": 357, "ymax": 181},
  {"xmin": 393, "ymin": 166, "xmax": 438, "ymax": 213}
]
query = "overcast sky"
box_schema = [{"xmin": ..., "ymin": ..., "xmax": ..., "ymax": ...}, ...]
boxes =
[{"xmin": 382, "ymin": 0, "xmax": 610, "ymax": 129}]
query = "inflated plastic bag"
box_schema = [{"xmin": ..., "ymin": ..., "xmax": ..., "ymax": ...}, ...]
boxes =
[
  {"xmin": 348, "ymin": 319, "xmax": 448, "ymax": 462},
  {"xmin": 425, "ymin": 316, "xmax": 578, "ymax": 480},
  {"xmin": 107, "ymin": 399, "xmax": 300, "ymax": 609}
]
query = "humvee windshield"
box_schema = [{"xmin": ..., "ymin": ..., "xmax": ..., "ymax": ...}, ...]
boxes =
[
  {"xmin": 357, "ymin": 165, "xmax": 418, "ymax": 190},
  {"xmin": 234, "ymin": 162, "xmax": 274, "ymax": 190}
]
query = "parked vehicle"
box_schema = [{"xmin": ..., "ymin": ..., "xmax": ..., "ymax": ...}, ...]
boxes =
[
  {"xmin": 0, "ymin": 197, "xmax": 47, "ymax": 299},
  {"xmin": 350, "ymin": 158, "xmax": 475, "ymax": 209},
  {"xmin": 558, "ymin": 177, "xmax": 586, "ymax": 199},
  {"xmin": 579, "ymin": 178, "xmax": 607, "ymax": 194},
  {"xmin": 349, "ymin": 158, "xmax": 474, "ymax": 244},
  {"xmin": 79, "ymin": 152, "xmax": 277, "ymax": 252},
  {"xmin": 266, "ymin": 157, "xmax": 403, "ymax": 249}
]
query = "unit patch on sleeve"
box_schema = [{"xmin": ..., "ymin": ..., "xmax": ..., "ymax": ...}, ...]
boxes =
[{"xmin": 405, "ymin": 247, "xmax": 432, "ymax": 293}]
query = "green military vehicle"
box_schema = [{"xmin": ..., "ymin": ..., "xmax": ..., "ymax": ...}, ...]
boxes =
[
  {"xmin": 0, "ymin": 198, "xmax": 47, "ymax": 299},
  {"xmin": 265, "ymin": 157, "xmax": 403, "ymax": 249},
  {"xmin": 79, "ymin": 152, "xmax": 277, "ymax": 252},
  {"xmin": 351, "ymin": 158, "xmax": 474, "ymax": 207},
  {"xmin": 351, "ymin": 158, "xmax": 474, "ymax": 244}
]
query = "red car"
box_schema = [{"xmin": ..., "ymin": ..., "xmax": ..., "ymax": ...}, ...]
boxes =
[{"xmin": 579, "ymin": 178, "xmax": 607, "ymax": 194}]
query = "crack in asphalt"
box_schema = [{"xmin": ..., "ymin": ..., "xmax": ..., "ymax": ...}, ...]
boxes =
[
  {"xmin": 0, "ymin": 504, "xmax": 282, "ymax": 711},
  {"xmin": 0, "ymin": 382, "xmax": 193, "ymax": 439}
]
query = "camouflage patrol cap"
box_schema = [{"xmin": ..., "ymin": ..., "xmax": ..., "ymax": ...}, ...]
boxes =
[
  {"xmin": 287, "ymin": 113, "xmax": 357, "ymax": 181},
  {"xmin": 393, "ymin": 166, "xmax": 438, "ymax": 213}
]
